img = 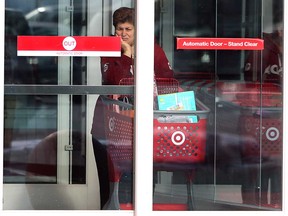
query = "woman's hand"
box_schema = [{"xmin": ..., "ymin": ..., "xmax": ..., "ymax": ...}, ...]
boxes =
[{"xmin": 120, "ymin": 37, "xmax": 134, "ymax": 58}]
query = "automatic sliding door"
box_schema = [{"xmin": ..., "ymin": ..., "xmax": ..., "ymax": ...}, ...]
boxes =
[
  {"xmin": 3, "ymin": 0, "xmax": 92, "ymax": 209},
  {"xmin": 3, "ymin": 0, "xmax": 137, "ymax": 211},
  {"xmin": 153, "ymin": 0, "xmax": 283, "ymax": 211}
]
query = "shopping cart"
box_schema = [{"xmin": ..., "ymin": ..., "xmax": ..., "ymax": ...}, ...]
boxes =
[
  {"xmin": 101, "ymin": 78, "xmax": 209, "ymax": 210},
  {"xmin": 214, "ymin": 82, "xmax": 282, "ymax": 159},
  {"xmin": 202, "ymin": 81, "xmax": 283, "ymax": 207}
]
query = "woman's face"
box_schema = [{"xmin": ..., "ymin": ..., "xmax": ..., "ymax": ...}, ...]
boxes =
[{"xmin": 115, "ymin": 22, "xmax": 135, "ymax": 46}]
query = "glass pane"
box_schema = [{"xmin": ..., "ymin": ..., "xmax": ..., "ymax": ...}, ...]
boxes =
[
  {"xmin": 3, "ymin": 94, "xmax": 88, "ymax": 184},
  {"xmin": 4, "ymin": 0, "xmax": 87, "ymax": 185},
  {"xmin": 153, "ymin": 0, "xmax": 283, "ymax": 211},
  {"xmin": 4, "ymin": 0, "xmax": 138, "ymax": 210},
  {"xmin": 5, "ymin": 0, "xmax": 85, "ymax": 85},
  {"xmin": 4, "ymin": 95, "xmax": 57, "ymax": 183},
  {"xmin": 173, "ymin": 0, "xmax": 216, "ymax": 75}
]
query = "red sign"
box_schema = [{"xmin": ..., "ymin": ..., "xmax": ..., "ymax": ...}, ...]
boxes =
[
  {"xmin": 177, "ymin": 38, "xmax": 264, "ymax": 50},
  {"xmin": 17, "ymin": 36, "xmax": 121, "ymax": 56}
]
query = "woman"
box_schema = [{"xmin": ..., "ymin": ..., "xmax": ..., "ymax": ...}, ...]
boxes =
[
  {"xmin": 91, "ymin": 7, "xmax": 174, "ymax": 209},
  {"xmin": 101, "ymin": 7, "xmax": 174, "ymax": 85}
]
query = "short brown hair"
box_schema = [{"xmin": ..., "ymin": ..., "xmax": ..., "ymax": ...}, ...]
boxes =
[{"xmin": 113, "ymin": 7, "xmax": 135, "ymax": 27}]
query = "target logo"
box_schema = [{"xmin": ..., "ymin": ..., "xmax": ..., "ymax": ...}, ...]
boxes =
[
  {"xmin": 62, "ymin": 36, "xmax": 77, "ymax": 51},
  {"xmin": 171, "ymin": 131, "xmax": 185, "ymax": 146},
  {"xmin": 266, "ymin": 127, "xmax": 280, "ymax": 141},
  {"xmin": 109, "ymin": 117, "xmax": 115, "ymax": 132}
]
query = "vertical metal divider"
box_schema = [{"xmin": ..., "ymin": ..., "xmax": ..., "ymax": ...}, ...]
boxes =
[
  {"xmin": 213, "ymin": 0, "xmax": 218, "ymax": 203},
  {"xmin": 86, "ymin": 0, "xmax": 104, "ymax": 210},
  {"xmin": 57, "ymin": 0, "xmax": 73, "ymax": 184},
  {"xmin": 134, "ymin": 0, "xmax": 154, "ymax": 215},
  {"xmin": 0, "ymin": 0, "xmax": 4, "ymax": 212},
  {"xmin": 282, "ymin": 0, "xmax": 288, "ymax": 212}
]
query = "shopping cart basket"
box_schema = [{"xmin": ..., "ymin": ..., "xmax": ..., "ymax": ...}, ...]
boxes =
[
  {"xmin": 214, "ymin": 82, "xmax": 283, "ymax": 159},
  {"xmin": 100, "ymin": 95, "xmax": 134, "ymax": 210},
  {"xmin": 102, "ymin": 78, "xmax": 209, "ymax": 210},
  {"xmin": 153, "ymin": 101, "xmax": 208, "ymax": 165},
  {"xmin": 199, "ymin": 81, "xmax": 282, "ymax": 158}
]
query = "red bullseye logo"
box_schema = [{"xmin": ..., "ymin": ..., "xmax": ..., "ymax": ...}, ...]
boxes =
[
  {"xmin": 109, "ymin": 117, "xmax": 115, "ymax": 132},
  {"xmin": 171, "ymin": 131, "xmax": 185, "ymax": 146},
  {"xmin": 266, "ymin": 127, "xmax": 279, "ymax": 141},
  {"xmin": 63, "ymin": 36, "xmax": 77, "ymax": 51}
]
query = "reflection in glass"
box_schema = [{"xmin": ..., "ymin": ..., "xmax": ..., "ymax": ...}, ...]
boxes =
[
  {"xmin": 153, "ymin": 0, "xmax": 283, "ymax": 211},
  {"xmin": 4, "ymin": 95, "xmax": 57, "ymax": 183},
  {"xmin": 4, "ymin": 95, "xmax": 87, "ymax": 184}
]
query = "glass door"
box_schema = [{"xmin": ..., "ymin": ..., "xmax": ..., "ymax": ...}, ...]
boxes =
[
  {"xmin": 3, "ymin": 0, "xmax": 114, "ymax": 210},
  {"xmin": 152, "ymin": 0, "xmax": 284, "ymax": 211},
  {"xmin": 3, "ymin": 0, "xmax": 139, "ymax": 211}
]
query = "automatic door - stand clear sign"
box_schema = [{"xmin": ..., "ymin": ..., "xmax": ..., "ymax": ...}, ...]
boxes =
[{"xmin": 177, "ymin": 37, "xmax": 264, "ymax": 50}]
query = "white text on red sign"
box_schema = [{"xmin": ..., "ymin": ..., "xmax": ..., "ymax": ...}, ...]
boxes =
[
  {"xmin": 17, "ymin": 36, "xmax": 121, "ymax": 57},
  {"xmin": 177, "ymin": 38, "xmax": 264, "ymax": 50}
]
